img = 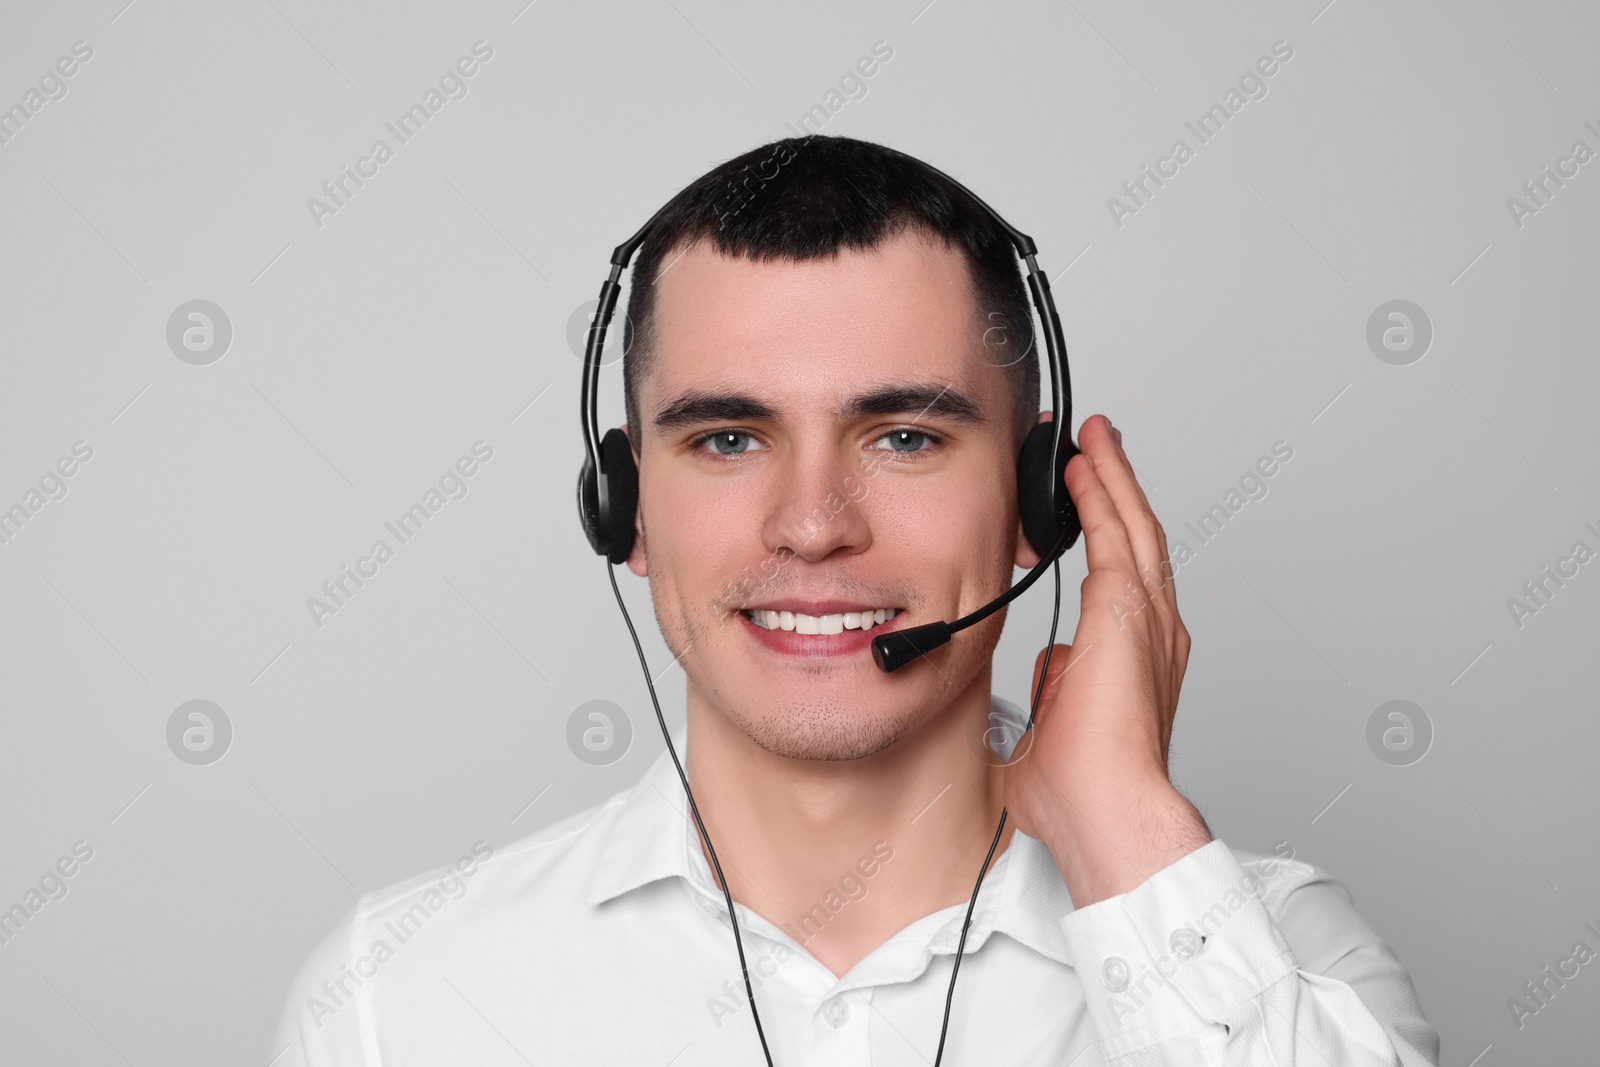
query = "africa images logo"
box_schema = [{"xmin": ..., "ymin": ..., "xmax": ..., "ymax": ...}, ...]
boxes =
[
  {"xmin": 305, "ymin": 41, "xmax": 495, "ymax": 230},
  {"xmin": 1106, "ymin": 40, "xmax": 1295, "ymax": 229}
]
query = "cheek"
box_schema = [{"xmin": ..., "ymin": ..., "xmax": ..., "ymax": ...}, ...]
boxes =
[
  {"xmin": 675, "ymin": 471, "xmax": 757, "ymax": 529},
  {"xmin": 872, "ymin": 471, "xmax": 1012, "ymax": 544},
  {"xmin": 643, "ymin": 471, "xmax": 758, "ymax": 591},
  {"xmin": 868, "ymin": 481, "xmax": 1012, "ymax": 607}
]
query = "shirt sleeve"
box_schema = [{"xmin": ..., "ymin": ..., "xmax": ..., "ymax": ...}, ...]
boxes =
[
  {"xmin": 270, "ymin": 902, "xmax": 373, "ymax": 1067},
  {"xmin": 1056, "ymin": 839, "xmax": 1439, "ymax": 1065}
]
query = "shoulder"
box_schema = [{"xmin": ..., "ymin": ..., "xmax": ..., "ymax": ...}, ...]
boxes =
[
  {"xmin": 271, "ymin": 791, "xmax": 630, "ymax": 1064},
  {"xmin": 367, "ymin": 790, "xmax": 630, "ymax": 921}
]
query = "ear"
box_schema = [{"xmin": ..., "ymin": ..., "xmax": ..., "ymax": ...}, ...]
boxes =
[
  {"xmin": 1013, "ymin": 410, "xmax": 1052, "ymax": 570},
  {"xmin": 620, "ymin": 423, "xmax": 648, "ymax": 577}
]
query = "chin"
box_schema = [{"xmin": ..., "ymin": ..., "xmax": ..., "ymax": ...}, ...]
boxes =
[{"xmin": 734, "ymin": 699, "xmax": 925, "ymax": 763}]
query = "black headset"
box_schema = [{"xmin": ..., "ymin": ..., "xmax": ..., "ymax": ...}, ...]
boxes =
[{"xmin": 575, "ymin": 142, "xmax": 1081, "ymax": 1065}]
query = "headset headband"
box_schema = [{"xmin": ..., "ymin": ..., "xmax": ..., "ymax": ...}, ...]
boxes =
[{"xmin": 579, "ymin": 145, "xmax": 1075, "ymax": 569}]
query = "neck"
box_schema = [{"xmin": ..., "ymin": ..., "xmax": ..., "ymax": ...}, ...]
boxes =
[{"xmin": 682, "ymin": 668, "xmax": 1017, "ymax": 978}]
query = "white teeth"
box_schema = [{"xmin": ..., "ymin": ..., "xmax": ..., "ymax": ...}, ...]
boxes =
[{"xmin": 743, "ymin": 608, "xmax": 899, "ymax": 632}]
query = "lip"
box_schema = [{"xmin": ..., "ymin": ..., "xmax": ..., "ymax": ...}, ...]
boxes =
[{"xmin": 734, "ymin": 606, "xmax": 908, "ymax": 659}]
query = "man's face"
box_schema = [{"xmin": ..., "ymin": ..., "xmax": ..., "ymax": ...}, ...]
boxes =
[{"xmin": 627, "ymin": 227, "xmax": 1031, "ymax": 762}]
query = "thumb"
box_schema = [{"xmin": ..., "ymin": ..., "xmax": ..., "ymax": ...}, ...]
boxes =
[{"xmin": 1029, "ymin": 643, "xmax": 1073, "ymax": 711}]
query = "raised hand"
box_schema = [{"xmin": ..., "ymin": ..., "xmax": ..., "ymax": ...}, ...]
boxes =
[{"xmin": 1003, "ymin": 414, "xmax": 1212, "ymax": 907}]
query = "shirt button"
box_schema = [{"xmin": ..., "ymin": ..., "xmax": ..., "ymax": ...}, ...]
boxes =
[
  {"xmin": 823, "ymin": 996, "xmax": 850, "ymax": 1028},
  {"xmin": 1170, "ymin": 928, "xmax": 1203, "ymax": 961},
  {"xmin": 1101, "ymin": 956, "xmax": 1130, "ymax": 992}
]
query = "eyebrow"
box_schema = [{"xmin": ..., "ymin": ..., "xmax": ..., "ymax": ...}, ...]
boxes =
[
  {"xmin": 651, "ymin": 383, "xmax": 987, "ymax": 434},
  {"xmin": 845, "ymin": 383, "xmax": 986, "ymax": 425}
]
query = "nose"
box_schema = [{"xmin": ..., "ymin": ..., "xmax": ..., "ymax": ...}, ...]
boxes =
[{"xmin": 761, "ymin": 440, "xmax": 872, "ymax": 564}]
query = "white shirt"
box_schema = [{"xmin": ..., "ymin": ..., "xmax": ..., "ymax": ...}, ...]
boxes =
[{"xmin": 273, "ymin": 698, "xmax": 1439, "ymax": 1066}]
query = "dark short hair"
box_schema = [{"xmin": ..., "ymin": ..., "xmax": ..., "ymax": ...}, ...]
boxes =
[{"xmin": 620, "ymin": 134, "xmax": 1039, "ymax": 450}]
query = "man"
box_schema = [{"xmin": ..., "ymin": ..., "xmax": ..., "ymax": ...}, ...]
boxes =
[{"xmin": 274, "ymin": 135, "xmax": 1439, "ymax": 1064}]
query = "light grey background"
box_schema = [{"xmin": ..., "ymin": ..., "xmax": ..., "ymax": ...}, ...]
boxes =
[{"xmin": 1, "ymin": 0, "xmax": 1596, "ymax": 1063}]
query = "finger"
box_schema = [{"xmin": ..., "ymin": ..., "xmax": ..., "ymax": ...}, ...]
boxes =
[
  {"xmin": 1094, "ymin": 421, "xmax": 1189, "ymax": 653},
  {"xmin": 1110, "ymin": 427, "xmax": 1184, "ymax": 623},
  {"xmin": 1062, "ymin": 443, "xmax": 1141, "ymax": 591},
  {"xmin": 1078, "ymin": 415, "xmax": 1162, "ymax": 578},
  {"xmin": 1030, "ymin": 643, "xmax": 1073, "ymax": 708},
  {"xmin": 1111, "ymin": 428, "xmax": 1173, "ymax": 593},
  {"xmin": 1078, "ymin": 415, "xmax": 1177, "ymax": 618}
]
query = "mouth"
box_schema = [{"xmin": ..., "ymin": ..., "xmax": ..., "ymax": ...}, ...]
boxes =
[
  {"xmin": 741, "ymin": 606, "xmax": 901, "ymax": 633},
  {"xmin": 733, "ymin": 603, "xmax": 906, "ymax": 658}
]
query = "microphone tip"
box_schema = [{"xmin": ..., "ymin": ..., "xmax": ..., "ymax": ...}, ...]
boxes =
[{"xmin": 871, "ymin": 621, "xmax": 953, "ymax": 673}]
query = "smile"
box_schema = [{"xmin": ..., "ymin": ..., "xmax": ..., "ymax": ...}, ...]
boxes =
[
  {"xmin": 733, "ymin": 602, "xmax": 908, "ymax": 658},
  {"xmin": 740, "ymin": 607, "xmax": 901, "ymax": 634}
]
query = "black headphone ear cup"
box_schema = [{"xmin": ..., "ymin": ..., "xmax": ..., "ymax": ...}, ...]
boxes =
[
  {"xmin": 1016, "ymin": 421, "xmax": 1081, "ymax": 559},
  {"xmin": 577, "ymin": 451, "xmax": 603, "ymax": 556},
  {"xmin": 597, "ymin": 427, "xmax": 640, "ymax": 565}
]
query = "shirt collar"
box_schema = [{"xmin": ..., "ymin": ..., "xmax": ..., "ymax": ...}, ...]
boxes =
[{"xmin": 585, "ymin": 697, "xmax": 1074, "ymax": 967}]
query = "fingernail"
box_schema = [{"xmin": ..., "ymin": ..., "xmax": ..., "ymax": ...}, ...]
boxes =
[{"xmin": 1113, "ymin": 426, "xmax": 1123, "ymax": 446}]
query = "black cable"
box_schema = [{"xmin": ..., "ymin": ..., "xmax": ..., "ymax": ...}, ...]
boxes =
[
  {"xmin": 603, "ymin": 564, "xmax": 777, "ymax": 1067},
  {"xmin": 604, "ymin": 550, "xmax": 1065, "ymax": 1066},
  {"xmin": 946, "ymin": 520, "xmax": 1070, "ymax": 636},
  {"xmin": 931, "ymin": 557, "xmax": 1063, "ymax": 1066}
]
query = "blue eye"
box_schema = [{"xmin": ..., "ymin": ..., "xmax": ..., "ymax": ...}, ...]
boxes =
[
  {"xmin": 698, "ymin": 431, "xmax": 760, "ymax": 456},
  {"xmin": 693, "ymin": 428, "xmax": 940, "ymax": 459},
  {"xmin": 875, "ymin": 429, "xmax": 938, "ymax": 453}
]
